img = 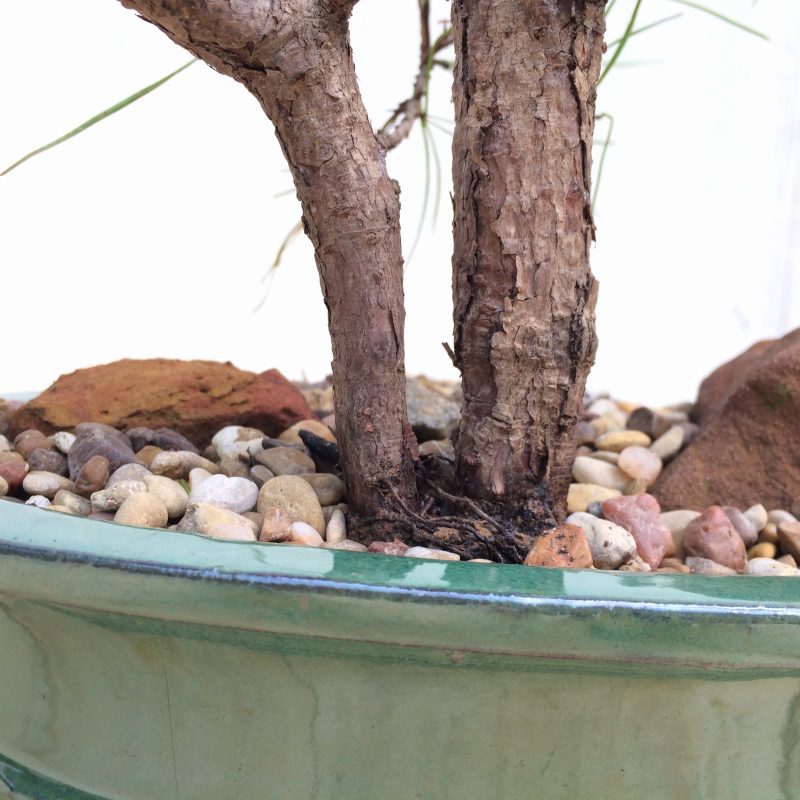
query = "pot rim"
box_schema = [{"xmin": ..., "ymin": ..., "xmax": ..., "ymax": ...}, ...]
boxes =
[{"xmin": 1, "ymin": 502, "xmax": 799, "ymax": 675}]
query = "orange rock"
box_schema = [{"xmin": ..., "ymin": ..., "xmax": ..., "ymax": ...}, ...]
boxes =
[
  {"xmin": 524, "ymin": 524, "xmax": 593, "ymax": 569},
  {"xmin": 9, "ymin": 359, "xmax": 311, "ymax": 447}
]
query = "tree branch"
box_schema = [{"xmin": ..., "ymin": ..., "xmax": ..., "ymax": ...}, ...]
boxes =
[{"xmin": 376, "ymin": 2, "xmax": 453, "ymax": 152}]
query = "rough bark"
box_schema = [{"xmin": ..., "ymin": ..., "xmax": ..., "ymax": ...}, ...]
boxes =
[
  {"xmin": 116, "ymin": 0, "xmax": 418, "ymax": 519},
  {"xmin": 451, "ymin": 0, "xmax": 605, "ymax": 521}
]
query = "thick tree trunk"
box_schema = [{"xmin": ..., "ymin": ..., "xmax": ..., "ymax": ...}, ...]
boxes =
[
  {"xmin": 117, "ymin": 0, "xmax": 418, "ymax": 519},
  {"xmin": 451, "ymin": 0, "xmax": 605, "ymax": 521}
]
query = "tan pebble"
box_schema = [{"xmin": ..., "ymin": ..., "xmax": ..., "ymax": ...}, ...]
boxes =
[
  {"xmin": 589, "ymin": 450, "xmax": 619, "ymax": 465},
  {"xmin": 649, "ymin": 425, "xmax": 685, "ymax": 461},
  {"xmin": 0, "ymin": 476, "xmax": 8, "ymax": 497},
  {"xmin": 289, "ymin": 521, "xmax": 324, "ymax": 547},
  {"xmin": 114, "ymin": 492, "xmax": 168, "ymax": 528},
  {"xmin": 322, "ymin": 503, "xmax": 349, "ymax": 524},
  {"xmin": 107, "ymin": 463, "xmax": 152, "ymax": 488},
  {"xmin": 576, "ymin": 444, "xmax": 595, "ymax": 457},
  {"xmin": 660, "ymin": 557, "xmax": 691, "ymax": 573},
  {"xmin": 617, "ymin": 555, "xmax": 652, "ymax": 573},
  {"xmin": 747, "ymin": 542, "xmax": 777, "ymax": 560},
  {"xmin": 594, "ymin": 430, "xmax": 651, "ymax": 453},
  {"xmin": 624, "ymin": 477, "xmax": 650, "ymax": 496},
  {"xmin": 256, "ymin": 475, "xmax": 325, "ymax": 534},
  {"xmin": 321, "ymin": 540, "xmax": 368, "ymax": 552},
  {"xmin": 298, "ymin": 473, "xmax": 345, "ymax": 506},
  {"xmin": 279, "ymin": 419, "xmax": 337, "ymax": 445},
  {"xmin": 777, "ymin": 554, "xmax": 798, "ymax": 568},
  {"xmin": 567, "ymin": 483, "xmax": 621, "ymax": 513},
  {"xmin": 135, "ymin": 445, "xmax": 162, "ymax": 467},
  {"xmin": 744, "ymin": 557, "xmax": 799, "ymax": 577},
  {"xmin": 777, "ymin": 521, "xmax": 800, "ymax": 562},
  {"xmin": 618, "ymin": 446, "xmax": 662, "ymax": 484},
  {"xmin": 768, "ymin": 509, "xmax": 797, "ymax": 525},
  {"xmin": 404, "ymin": 546, "xmax": 461, "ymax": 561},
  {"xmin": 659, "ymin": 509, "xmax": 701, "ymax": 560},
  {"xmin": 759, "ymin": 523, "xmax": 779, "ymax": 545},
  {"xmin": 150, "ymin": 451, "xmax": 220, "ymax": 480},
  {"xmin": 88, "ymin": 511, "xmax": 115, "ymax": 522},
  {"xmin": 22, "ymin": 471, "xmax": 74, "ymax": 499},
  {"xmin": 325, "ymin": 509, "xmax": 347, "ymax": 544},
  {"xmin": 571, "ymin": 457, "xmax": 629, "ymax": 491},
  {"xmin": 46, "ymin": 504, "xmax": 76, "ymax": 515},
  {"xmin": 259, "ymin": 506, "xmax": 294, "ymax": 542},
  {"xmin": 176, "ymin": 502, "xmax": 257, "ymax": 540},
  {"xmin": 743, "ymin": 504, "xmax": 768, "ymax": 533},
  {"xmin": 143, "ymin": 475, "xmax": 189, "ymax": 519},
  {"xmin": 53, "ymin": 489, "xmax": 91, "ymax": 516}
]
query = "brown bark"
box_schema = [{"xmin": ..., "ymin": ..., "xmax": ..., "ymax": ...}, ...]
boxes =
[
  {"xmin": 451, "ymin": 0, "xmax": 605, "ymax": 520},
  {"xmin": 117, "ymin": 0, "xmax": 418, "ymax": 518}
]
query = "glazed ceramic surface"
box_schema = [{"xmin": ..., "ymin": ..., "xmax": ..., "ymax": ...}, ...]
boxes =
[{"xmin": 0, "ymin": 501, "xmax": 799, "ymax": 800}]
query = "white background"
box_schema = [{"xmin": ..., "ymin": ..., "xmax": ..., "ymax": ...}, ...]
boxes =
[{"xmin": 1, "ymin": 0, "xmax": 798, "ymax": 404}]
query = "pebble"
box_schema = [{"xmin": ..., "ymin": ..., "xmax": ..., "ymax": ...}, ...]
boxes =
[
  {"xmin": 404, "ymin": 546, "xmax": 460, "ymax": 561},
  {"xmin": 685, "ymin": 556, "xmax": 738, "ymax": 576},
  {"xmin": 617, "ymin": 446, "xmax": 662, "ymax": 485},
  {"xmin": 259, "ymin": 506, "xmax": 294, "ymax": 542},
  {"xmin": 14, "ymin": 430, "xmax": 53, "ymax": 460},
  {"xmin": 660, "ymin": 557, "xmax": 691, "ymax": 573},
  {"xmin": 682, "ymin": 506, "xmax": 746, "ymax": 572},
  {"xmin": 25, "ymin": 495, "xmax": 51, "ymax": 508},
  {"xmin": 46, "ymin": 504, "xmax": 75, "ymax": 515},
  {"xmin": 591, "ymin": 410, "xmax": 628, "ymax": 436},
  {"xmin": 594, "ymin": 430, "xmax": 651, "ymax": 453},
  {"xmin": 53, "ymin": 489, "xmax": 92, "ymax": 516},
  {"xmin": 649, "ymin": 425, "xmax": 685, "ymax": 461},
  {"xmin": 589, "ymin": 450, "xmax": 619, "ymax": 465},
  {"xmin": 777, "ymin": 521, "xmax": 800, "ymax": 562},
  {"xmin": 243, "ymin": 510, "xmax": 264, "ymax": 528},
  {"xmin": 778, "ymin": 554, "xmax": 798, "ymax": 568},
  {"xmin": 189, "ymin": 467, "xmax": 212, "ymax": 491},
  {"xmin": 135, "ymin": 445, "xmax": 162, "ymax": 468},
  {"xmin": 255, "ymin": 447, "xmax": 316, "ymax": 476},
  {"xmin": 90, "ymin": 480, "xmax": 149, "ymax": 512},
  {"xmin": 572, "ymin": 457, "xmax": 630, "ymax": 492},
  {"xmin": 249, "ymin": 465, "xmax": 275, "ymax": 488},
  {"xmin": 624, "ymin": 478, "xmax": 650, "ymax": 496},
  {"xmin": 298, "ymin": 473, "xmax": 345, "ymax": 506},
  {"xmin": 617, "ymin": 555, "xmax": 652, "ymax": 573},
  {"xmin": 759, "ymin": 523, "xmax": 779, "ymax": 545},
  {"xmin": 27, "ymin": 448, "xmax": 68, "ymax": 476},
  {"xmin": 278, "ymin": 419, "xmax": 337, "ymax": 445},
  {"xmin": 211, "ymin": 426, "xmax": 266, "ymax": 459},
  {"xmin": 722, "ymin": 506, "xmax": 758, "ymax": 547},
  {"xmin": 324, "ymin": 508, "xmax": 347, "ymax": 544},
  {"xmin": 567, "ymin": 483, "xmax": 621, "ymax": 513},
  {"xmin": 0, "ymin": 459, "xmax": 29, "ymax": 490},
  {"xmin": 256, "ymin": 475, "xmax": 325, "ymax": 534},
  {"xmin": 603, "ymin": 494, "xmax": 674, "ymax": 568},
  {"xmin": 289, "ymin": 521, "xmax": 324, "ymax": 547},
  {"xmin": 73, "ymin": 455, "xmax": 110, "ymax": 498},
  {"xmin": 744, "ymin": 558, "xmax": 799, "ymax": 577},
  {"xmin": 566, "ymin": 512, "xmax": 637, "ymax": 569},
  {"xmin": 177, "ymin": 502, "xmax": 258, "ymax": 541},
  {"xmin": 418, "ymin": 439, "xmax": 455, "ymax": 460},
  {"xmin": 50, "ymin": 431, "xmax": 76, "ymax": 454},
  {"xmin": 88, "ymin": 511, "xmax": 115, "ymax": 522},
  {"xmin": 0, "ymin": 435, "xmax": 10, "ymax": 453},
  {"xmin": 114, "ymin": 493, "xmax": 168, "ymax": 528},
  {"xmin": 587, "ymin": 398, "xmax": 619, "ymax": 417},
  {"xmin": 768, "ymin": 509, "xmax": 797, "ymax": 526},
  {"xmin": 218, "ymin": 455, "xmax": 251, "ymax": 479},
  {"xmin": 22, "ymin": 471, "xmax": 74, "ymax": 499},
  {"xmin": 743, "ymin": 504, "xmax": 768, "ymax": 533},
  {"xmin": 659, "ymin": 509, "xmax": 701, "ymax": 560},
  {"xmin": 107, "ymin": 463, "xmax": 152, "ymax": 488},
  {"xmin": 0, "ymin": 476, "xmax": 7, "ymax": 497},
  {"xmin": 126, "ymin": 426, "xmax": 198, "ymax": 454},
  {"xmin": 143, "ymin": 475, "xmax": 189, "ymax": 519},
  {"xmin": 369, "ymin": 540, "xmax": 409, "ymax": 555},
  {"xmin": 321, "ymin": 540, "xmax": 368, "ymax": 552},
  {"xmin": 524, "ymin": 524, "xmax": 593, "ymax": 569},
  {"xmin": 67, "ymin": 423, "xmax": 141, "ymax": 480},
  {"xmin": 747, "ymin": 542, "xmax": 776, "ymax": 560},
  {"xmin": 189, "ymin": 474, "xmax": 259, "ymax": 514},
  {"xmin": 575, "ymin": 421, "xmax": 598, "ymax": 446},
  {"xmin": 150, "ymin": 450, "xmax": 220, "ymax": 480}
]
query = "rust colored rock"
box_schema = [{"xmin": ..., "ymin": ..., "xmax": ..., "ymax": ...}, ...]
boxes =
[
  {"xmin": 9, "ymin": 359, "xmax": 311, "ymax": 447},
  {"xmin": 524, "ymin": 524, "xmax": 593, "ymax": 569},
  {"xmin": 682, "ymin": 506, "xmax": 747, "ymax": 572},
  {"xmin": 602, "ymin": 494, "xmax": 674, "ymax": 569},
  {"xmin": 368, "ymin": 539, "xmax": 410, "ymax": 556},
  {"xmin": 655, "ymin": 328, "xmax": 800, "ymax": 510},
  {"xmin": 0, "ymin": 459, "xmax": 29, "ymax": 491}
]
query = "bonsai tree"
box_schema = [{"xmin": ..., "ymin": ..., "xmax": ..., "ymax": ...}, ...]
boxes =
[{"xmin": 95, "ymin": 0, "xmax": 603, "ymax": 560}]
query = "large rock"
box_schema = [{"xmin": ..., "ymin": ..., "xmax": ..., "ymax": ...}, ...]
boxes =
[
  {"xmin": 654, "ymin": 329, "xmax": 800, "ymax": 510},
  {"xmin": 10, "ymin": 359, "xmax": 311, "ymax": 447}
]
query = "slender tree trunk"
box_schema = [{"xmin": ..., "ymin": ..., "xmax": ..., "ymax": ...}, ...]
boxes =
[
  {"xmin": 117, "ymin": 0, "xmax": 418, "ymax": 519},
  {"xmin": 451, "ymin": 0, "xmax": 605, "ymax": 521}
]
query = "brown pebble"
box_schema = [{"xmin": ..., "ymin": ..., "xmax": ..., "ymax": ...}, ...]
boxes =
[
  {"xmin": 135, "ymin": 445, "xmax": 163, "ymax": 468},
  {"xmin": 74, "ymin": 455, "xmax": 111, "ymax": 498},
  {"xmin": 13, "ymin": 429, "xmax": 53, "ymax": 460},
  {"xmin": 759, "ymin": 523, "xmax": 779, "ymax": 545},
  {"xmin": 747, "ymin": 542, "xmax": 777, "ymax": 560},
  {"xmin": 524, "ymin": 524, "xmax": 593, "ymax": 569}
]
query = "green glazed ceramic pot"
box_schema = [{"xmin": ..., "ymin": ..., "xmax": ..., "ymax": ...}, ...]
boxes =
[{"xmin": 0, "ymin": 501, "xmax": 799, "ymax": 800}]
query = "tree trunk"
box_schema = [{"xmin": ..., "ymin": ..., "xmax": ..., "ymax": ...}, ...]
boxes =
[
  {"xmin": 451, "ymin": 0, "xmax": 605, "ymax": 521},
  {"xmin": 117, "ymin": 0, "xmax": 418, "ymax": 520}
]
